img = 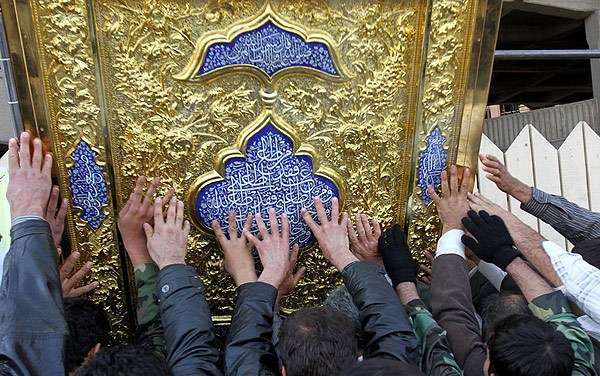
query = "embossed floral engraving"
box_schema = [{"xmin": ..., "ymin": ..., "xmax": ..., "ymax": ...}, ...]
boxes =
[
  {"xmin": 195, "ymin": 123, "xmax": 340, "ymax": 249},
  {"xmin": 200, "ymin": 21, "xmax": 338, "ymax": 78},
  {"xmin": 417, "ymin": 127, "xmax": 447, "ymax": 205},
  {"xmin": 68, "ymin": 140, "xmax": 109, "ymax": 230}
]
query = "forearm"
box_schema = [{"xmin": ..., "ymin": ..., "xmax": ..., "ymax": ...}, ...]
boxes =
[
  {"xmin": 405, "ymin": 300, "xmax": 463, "ymax": 376},
  {"xmin": 505, "ymin": 219, "xmax": 562, "ymax": 286},
  {"xmin": 505, "ymin": 258, "xmax": 553, "ymax": 303},
  {"xmin": 134, "ymin": 262, "xmax": 165, "ymax": 359},
  {"xmin": 225, "ymin": 282, "xmax": 279, "ymax": 376},
  {"xmin": 521, "ymin": 188, "xmax": 600, "ymax": 244},
  {"xmin": 343, "ymin": 261, "xmax": 418, "ymax": 363},
  {"xmin": 158, "ymin": 265, "xmax": 221, "ymax": 376},
  {"xmin": 0, "ymin": 219, "xmax": 66, "ymax": 374}
]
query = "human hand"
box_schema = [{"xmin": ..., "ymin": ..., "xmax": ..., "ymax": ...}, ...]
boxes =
[
  {"xmin": 118, "ymin": 176, "xmax": 173, "ymax": 267},
  {"xmin": 467, "ymin": 192, "xmax": 521, "ymax": 226},
  {"xmin": 427, "ymin": 166, "xmax": 471, "ymax": 234},
  {"xmin": 213, "ymin": 212, "xmax": 257, "ymax": 286},
  {"xmin": 143, "ymin": 196, "xmax": 191, "ymax": 270},
  {"xmin": 244, "ymin": 209, "xmax": 294, "ymax": 289},
  {"xmin": 479, "ymin": 154, "xmax": 532, "ymax": 203},
  {"xmin": 276, "ymin": 245, "xmax": 305, "ymax": 305},
  {"xmin": 59, "ymin": 251, "xmax": 99, "ymax": 298},
  {"xmin": 461, "ymin": 210, "xmax": 521, "ymax": 270},
  {"xmin": 7, "ymin": 132, "xmax": 53, "ymax": 219},
  {"xmin": 302, "ymin": 197, "xmax": 358, "ymax": 271},
  {"xmin": 378, "ymin": 224, "xmax": 417, "ymax": 287},
  {"xmin": 347, "ymin": 214, "xmax": 382, "ymax": 265},
  {"xmin": 45, "ymin": 186, "xmax": 68, "ymax": 248}
]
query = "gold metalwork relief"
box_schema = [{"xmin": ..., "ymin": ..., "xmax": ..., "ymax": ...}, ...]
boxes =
[{"xmin": 2, "ymin": 0, "xmax": 501, "ymax": 328}]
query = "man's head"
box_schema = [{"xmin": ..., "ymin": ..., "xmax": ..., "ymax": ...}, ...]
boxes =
[
  {"xmin": 74, "ymin": 345, "xmax": 169, "ymax": 376},
  {"xmin": 64, "ymin": 298, "xmax": 110, "ymax": 373},
  {"xmin": 277, "ymin": 307, "xmax": 358, "ymax": 376},
  {"xmin": 486, "ymin": 314, "xmax": 574, "ymax": 376},
  {"xmin": 343, "ymin": 359, "xmax": 424, "ymax": 376},
  {"xmin": 480, "ymin": 292, "xmax": 529, "ymax": 341}
]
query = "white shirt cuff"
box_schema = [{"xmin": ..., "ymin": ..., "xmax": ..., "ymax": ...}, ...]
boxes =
[
  {"xmin": 478, "ymin": 261, "xmax": 507, "ymax": 290},
  {"xmin": 436, "ymin": 229, "xmax": 466, "ymax": 259}
]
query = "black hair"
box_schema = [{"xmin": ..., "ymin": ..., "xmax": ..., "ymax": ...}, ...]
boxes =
[
  {"xmin": 343, "ymin": 358, "xmax": 425, "ymax": 376},
  {"xmin": 277, "ymin": 307, "xmax": 358, "ymax": 376},
  {"xmin": 74, "ymin": 345, "xmax": 169, "ymax": 376},
  {"xmin": 480, "ymin": 292, "xmax": 530, "ymax": 341},
  {"xmin": 64, "ymin": 297, "xmax": 111, "ymax": 373},
  {"xmin": 489, "ymin": 314, "xmax": 574, "ymax": 376}
]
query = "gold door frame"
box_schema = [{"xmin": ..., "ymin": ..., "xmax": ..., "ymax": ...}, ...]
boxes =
[{"xmin": 1, "ymin": 0, "xmax": 501, "ymax": 338}]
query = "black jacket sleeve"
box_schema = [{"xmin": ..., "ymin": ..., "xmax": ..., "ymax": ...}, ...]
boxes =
[
  {"xmin": 342, "ymin": 261, "xmax": 418, "ymax": 364},
  {"xmin": 0, "ymin": 219, "xmax": 66, "ymax": 375},
  {"xmin": 224, "ymin": 282, "xmax": 279, "ymax": 376},
  {"xmin": 157, "ymin": 264, "xmax": 222, "ymax": 376}
]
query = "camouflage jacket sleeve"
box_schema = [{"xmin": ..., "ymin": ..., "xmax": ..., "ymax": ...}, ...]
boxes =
[
  {"xmin": 530, "ymin": 291, "xmax": 597, "ymax": 376},
  {"xmin": 134, "ymin": 262, "xmax": 166, "ymax": 359},
  {"xmin": 406, "ymin": 299, "xmax": 464, "ymax": 376}
]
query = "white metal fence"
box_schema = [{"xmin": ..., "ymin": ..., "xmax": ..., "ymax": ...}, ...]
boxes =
[{"xmin": 476, "ymin": 121, "xmax": 600, "ymax": 250}]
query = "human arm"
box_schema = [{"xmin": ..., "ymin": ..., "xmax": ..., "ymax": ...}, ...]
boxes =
[
  {"xmin": 303, "ymin": 197, "xmax": 418, "ymax": 363},
  {"xmin": 480, "ymin": 153, "xmax": 600, "ymax": 244},
  {"xmin": 379, "ymin": 224, "xmax": 462, "ymax": 375},
  {"xmin": 219, "ymin": 209, "xmax": 296, "ymax": 376},
  {"xmin": 119, "ymin": 176, "xmax": 172, "ymax": 357},
  {"xmin": 467, "ymin": 193, "xmax": 562, "ymax": 287},
  {"xmin": 0, "ymin": 133, "xmax": 67, "ymax": 375},
  {"xmin": 145, "ymin": 196, "xmax": 221, "ymax": 375}
]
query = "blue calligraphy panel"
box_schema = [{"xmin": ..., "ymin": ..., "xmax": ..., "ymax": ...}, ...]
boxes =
[
  {"xmin": 199, "ymin": 21, "xmax": 339, "ymax": 78},
  {"xmin": 68, "ymin": 140, "xmax": 109, "ymax": 230},
  {"xmin": 417, "ymin": 127, "xmax": 447, "ymax": 205},
  {"xmin": 196, "ymin": 124, "xmax": 340, "ymax": 249}
]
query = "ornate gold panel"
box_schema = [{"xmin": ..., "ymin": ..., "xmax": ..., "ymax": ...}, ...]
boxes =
[{"xmin": 1, "ymin": 0, "xmax": 501, "ymax": 335}]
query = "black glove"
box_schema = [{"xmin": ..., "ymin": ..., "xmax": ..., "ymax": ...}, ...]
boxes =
[
  {"xmin": 378, "ymin": 224, "xmax": 417, "ymax": 287},
  {"xmin": 461, "ymin": 210, "xmax": 521, "ymax": 270}
]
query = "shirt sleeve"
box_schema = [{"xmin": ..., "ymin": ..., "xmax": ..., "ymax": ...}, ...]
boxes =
[
  {"xmin": 134, "ymin": 262, "xmax": 166, "ymax": 359},
  {"xmin": 435, "ymin": 230, "xmax": 466, "ymax": 259},
  {"xmin": 543, "ymin": 241, "xmax": 600, "ymax": 324},
  {"xmin": 530, "ymin": 291, "xmax": 597, "ymax": 376},
  {"xmin": 406, "ymin": 300, "xmax": 463, "ymax": 376},
  {"xmin": 521, "ymin": 187, "xmax": 600, "ymax": 244}
]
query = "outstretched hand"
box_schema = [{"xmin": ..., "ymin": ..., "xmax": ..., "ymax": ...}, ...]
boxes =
[
  {"xmin": 59, "ymin": 250, "xmax": 99, "ymax": 298},
  {"xmin": 347, "ymin": 214, "xmax": 382, "ymax": 265},
  {"xmin": 427, "ymin": 165, "xmax": 471, "ymax": 234},
  {"xmin": 479, "ymin": 154, "xmax": 532, "ymax": 203},
  {"xmin": 143, "ymin": 196, "xmax": 191, "ymax": 270},
  {"xmin": 461, "ymin": 210, "xmax": 520, "ymax": 270},
  {"xmin": 213, "ymin": 212, "xmax": 257, "ymax": 287},
  {"xmin": 45, "ymin": 186, "xmax": 68, "ymax": 248},
  {"xmin": 118, "ymin": 176, "xmax": 174, "ymax": 267},
  {"xmin": 302, "ymin": 197, "xmax": 358, "ymax": 271},
  {"xmin": 379, "ymin": 224, "xmax": 417, "ymax": 287},
  {"xmin": 244, "ymin": 209, "xmax": 297, "ymax": 289},
  {"xmin": 7, "ymin": 132, "xmax": 53, "ymax": 220}
]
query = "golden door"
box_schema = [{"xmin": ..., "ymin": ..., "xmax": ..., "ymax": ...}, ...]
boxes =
[{"xmin": 2, "ymin": 0, "xmax": 501, "ymax": 337}]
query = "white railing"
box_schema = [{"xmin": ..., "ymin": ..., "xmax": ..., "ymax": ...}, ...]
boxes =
[{"xmin": 476, "ymin": 121, "xmax": 600, "ymax": 250}]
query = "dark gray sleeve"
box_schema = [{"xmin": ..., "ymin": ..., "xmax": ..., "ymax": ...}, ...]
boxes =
[
  {"xmin": 224, "ymin": 282, "xmax": 279, "ymax": 376},
  {"xmin": 0, "ymin": 219, "xmax": 66, "ymax": 375},
  {"xmin": 157, "ymin": 264, "xmax": 222, "ymax": 376},
  {"xmin": 431, "ymin": 254, "xmax": 486, "ymax": 376},
  {"xmin": 342, "ymin": 261, "xmax": 418, "ymax": 364},
  {"xmin": 521, "ymin": 187, "xmax": 600, "ymax": 245}
]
